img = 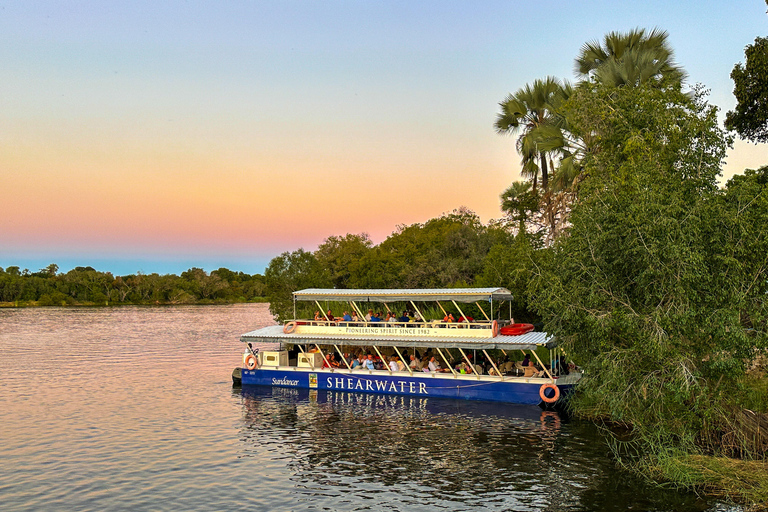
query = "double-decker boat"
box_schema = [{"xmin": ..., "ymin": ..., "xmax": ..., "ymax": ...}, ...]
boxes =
[{"xmin": 233, "ymin": 288, "xmax": 580, "ymax": 407}]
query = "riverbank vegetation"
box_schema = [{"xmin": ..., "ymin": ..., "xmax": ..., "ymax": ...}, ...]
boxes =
[
  {"xmin": 0, "ymin": 265, "xmax": 267, "ymax": 306},
  {"xmin": 263, "ymin": 27, "xmax": 768, "ymax": 507}
]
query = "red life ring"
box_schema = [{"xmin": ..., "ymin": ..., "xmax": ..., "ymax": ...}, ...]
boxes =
[
  {"xmin": 491, "ymin": 320, "xmax": 499, "ymax": 337},
  {"xmin": 500, "ymin": 323, "xmax": 535, "ymax": 336},
  {"xmin": 245, "ymin": 354, "xmax": 258, "ymax": 370},
  {"xmin": 539, "ymin": 383, "xmax": 560, "ymax": 403},
  {"xmin": 283, "ymin": 322, "xmax": 297, "ymax": 334}
]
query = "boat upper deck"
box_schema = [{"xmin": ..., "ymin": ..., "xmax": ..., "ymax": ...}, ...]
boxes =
[{"xmin": 240, "ymin": 324, "xmax": 557, "ymax": 350}]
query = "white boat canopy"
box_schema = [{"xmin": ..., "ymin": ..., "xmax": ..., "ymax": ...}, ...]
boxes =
[
  {"xmin": 240, "ymin": 325, "xmax": 557, "ymax": 350},
  {"xmin": 293, "ymin": 287, "xmax": 513, "ymax": 303}
]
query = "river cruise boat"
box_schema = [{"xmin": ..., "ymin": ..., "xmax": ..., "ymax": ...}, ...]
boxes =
[{"xmin": 234, "ymin": 288, "xmax": 580, "ymax": 407}]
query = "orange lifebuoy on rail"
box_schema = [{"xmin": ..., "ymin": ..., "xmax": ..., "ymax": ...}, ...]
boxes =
[
  {"xmin": 283, "ymin": 322, "xmax": 297, "ymax": 334},
  {"xmin": 492, "ymin": 320, "xmax": 499, "ymax": 337},
  {"xmin": 539, "ymin": 383, "xmax": 560, "ymax": 403},
  {"xmin": 245, "ymin": 354, "xmax": 258, "ymax": 370}
]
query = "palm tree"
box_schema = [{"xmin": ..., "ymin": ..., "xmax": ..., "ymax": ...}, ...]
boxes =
[
  {"xmin": 575, "ymin": 28, "xmax": 685, "ymax": 87},
  {"xmin": 495, "ymin": 77, "xmax": 566, "ymax": 192}
]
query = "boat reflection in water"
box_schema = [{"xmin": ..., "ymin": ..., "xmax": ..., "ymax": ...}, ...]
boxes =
[{"xmin": 235, "ymin": 387, "xmax": 716, "ymax": 512}]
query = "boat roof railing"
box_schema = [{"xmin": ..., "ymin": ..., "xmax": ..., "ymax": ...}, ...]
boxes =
[
  {"xmin": 292, "ymin": 287, "xmax": 513, "ymax": 304},
  {"xmin": 240, "ymin": 325, "xmax": 557, "ymax": 350}
]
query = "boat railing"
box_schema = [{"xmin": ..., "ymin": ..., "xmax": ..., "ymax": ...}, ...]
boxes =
[{"xmin": 293, "ymin": 319, "xmax": 506, "ymax": 330}]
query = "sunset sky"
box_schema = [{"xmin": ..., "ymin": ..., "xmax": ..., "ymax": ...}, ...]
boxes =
[{"xmin": 2, "ymin": 1, "xmax": 766, "ymax": 276}]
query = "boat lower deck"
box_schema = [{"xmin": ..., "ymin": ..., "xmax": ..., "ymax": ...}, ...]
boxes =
[{"xmin": 238, "ymin": 366, "xmax": 579, "ymax": 405}]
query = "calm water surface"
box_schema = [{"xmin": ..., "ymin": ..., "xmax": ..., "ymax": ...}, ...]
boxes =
[{"xmin": 0, "ymin": 304, "xmax": 739, "ymax": 511}]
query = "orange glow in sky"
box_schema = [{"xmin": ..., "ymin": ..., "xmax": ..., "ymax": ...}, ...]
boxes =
[{"xmin": 1, "ymin": 1, "xmax": 766, "ymax": 275}]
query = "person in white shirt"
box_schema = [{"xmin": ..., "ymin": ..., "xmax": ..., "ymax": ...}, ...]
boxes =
[
  {"xmin": 389, "ymin": 357, "xmax": 399, "ymax": 372},
  {"xmin": 409, "ymin": 354, "xmax": 421, "ymax": 369},
  {"xmin": 428, "ymin": 356, "xmax": 440, "ymax": 372}
]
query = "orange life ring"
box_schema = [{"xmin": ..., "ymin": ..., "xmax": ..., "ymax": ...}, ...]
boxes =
[
  {"xmin": 245, "ymin": 354, "xmax": 258, "ymax": 370},
  {"xmin": 283, "ymin": 322, "xmax": 297, "ymax": 334},
  {"xmin": 539, "ymin": 383, "xmax": 560, "ymax": 403},
  {"xmin": 492, "ymin": 320, "xmax": 499, "ymax": 337}
]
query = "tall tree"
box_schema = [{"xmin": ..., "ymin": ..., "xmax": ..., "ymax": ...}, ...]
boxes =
[
  {"xmin": 725, "ymin": 36, "xmax": 768, "ymax": 143},
  {"xmin": 575, "ymin": 28, "xmax": 685, "ymax": 87},
  {"xmin": 495, "ymin": 77, "xmax": 566, "ymax": 192}
]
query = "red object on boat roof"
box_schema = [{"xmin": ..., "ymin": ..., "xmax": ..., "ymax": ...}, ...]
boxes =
[{"xmin": 500, "ymin": 323, "xmax": 535, "ymax": 336}]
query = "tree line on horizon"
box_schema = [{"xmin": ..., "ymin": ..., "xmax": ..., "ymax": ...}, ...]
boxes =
[{"xmin": 0, "ymin": 264, "xmax": 266, "ymax": 306}]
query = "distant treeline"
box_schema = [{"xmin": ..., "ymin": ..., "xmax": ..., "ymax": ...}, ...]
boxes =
[{"xmin": 0, "ymin": 265, "xmax": 266, "ymax": 306}]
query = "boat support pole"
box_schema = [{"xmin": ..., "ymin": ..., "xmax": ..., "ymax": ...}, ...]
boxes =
[
  {"xmin": 475, "ymin": 302, "xmax": 491, "ymax": 322},
  {"xmin": 315, "ymin": 344, "xmax": 333, "ymax": 372},
  {"xmin": 296, "ymin": 344, "xmax": 315, "ymax": 370},
  {"xmin": 316, "ymin": 301, "xmax": 330, "ymax": 322},
  {"xmin": 350, "ymin": 301, "xmax": 365, "ymax": 321},
  {"xmin": 334, "ymin": 344, "xmax": 352, "ymax": 370},
  {"xmin": 530, "ymin": 348, "xmax": 554, "ymax": 382},
  {"xmin": 483, "ymin": 349, "xmax": 503, "ymax": 381},
  {"xmin": 409, "ymin": 301, "xmax": 427, "ymax": 326},
  {"xmin": 436, "ymin": 301, "xmax": 448, "ymax": 317},
  {"xmin": 393, "ymin": 346, "xmax": 413, "ymax": 376},
  {"xmin": 372, "ymin": 345, "xmax": 391, "ymax": 375},
  {"xmin": 452, "ymin": 300, "xmax": 469, "ymax": 328},
  {"xmin": 457, "ymin": 347, "xmax": 478, "ymax": 379},
  {"xmin": 436, "ymin": 347, "xmax": 457, "ymax": 376}
]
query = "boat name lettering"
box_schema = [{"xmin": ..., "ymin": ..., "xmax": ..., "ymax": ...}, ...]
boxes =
[
  {"xmin": 344, "ymin": 327, "xmax": 432, "ymax": 335},
  {"xmin": 325, "ymin": 377, "xmax": 428, "ymax": 394},
  {"xmin": 272, "ymin": 377, "xmax": 299, "ymax": 386}
]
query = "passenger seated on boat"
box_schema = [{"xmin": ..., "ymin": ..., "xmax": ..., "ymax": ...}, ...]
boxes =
[
  {"xmin": 326, "ymin": 310, "xmax": 335, "ymax": 322},
  {"xmin": 456, "ymin": 361, "xmax": 473, "ymax": 374},
  {"xmin": 323, "ymin": 353, "xmax": 340, "ymax": 369},
  {"xmin": 521, "ymin": 354, "xmax": 531, "ymax": 366},
  {"xmin": 389, "ymin": 356, "xmax": 399, "ymax": 372},
  {"xmin": 387, "ymin": 312, "xmax": 397, "ymax": 323},
  {"xmin": 443, "ymin": 313, "xmax": 455, "ymax": 322},
  {"xmin": 314, "ymin": 310, "xmax": 322, "ymax": 321},
  {"xmin": 366, "ymin": 309, "xmax": 373, "ymax": 321},
  {"xmin": 399, "ymin": 311, "xmax": 410, "ymax": 322},
  {"xmin": 427, "ymin": 356, "xmax": 448, "ymax": 373},
  {"xmin": 351, "ymin": 311, "xmax": 360, "ymax": 322},
  {"xmin": 342, "ymin": 311, "xmax": 352, "ymax": 322},
  {"xmin": 370, "ymin": 312, "xmax": 382, "ymax": 322},
  {"xmin": 409, "ymin": 354, "xmax": 421, "ymax": 369},
  {"xmin": 351, "ymin": 355, "xmax": 363, "ymax": 369},
  {"xmin": 363, "ymin": 354, "xmax": 376, "ymax": 370},
  {"xmin": 408, "ymin": 311, "xmax": 416, "ymax": 322}
]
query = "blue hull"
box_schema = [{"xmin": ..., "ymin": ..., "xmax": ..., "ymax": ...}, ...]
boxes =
[{"xmin": 240, "ymin": 368, "xmax": 574, "ymax": 406}]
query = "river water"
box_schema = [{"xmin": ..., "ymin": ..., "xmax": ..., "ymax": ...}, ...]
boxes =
[{"xmin": 0, "ymin": 303, "xmax": 739, "ymax": 511}]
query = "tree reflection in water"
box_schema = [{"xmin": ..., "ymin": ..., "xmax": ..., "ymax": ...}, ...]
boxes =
[{"xmin": 236, "ymin": 387, "xmax": 723, "ymax": 512}]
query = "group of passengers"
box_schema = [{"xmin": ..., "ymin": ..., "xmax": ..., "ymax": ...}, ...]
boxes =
[
  {"xmin": 317, "ymin": 347, "xmax": 571, "ymax": 378},
  {"xmin": 314, "ymin": 309, "xmax": 423, "ymax": 325},
  {"xmin": 312, "ymin": 309, "xmax": 483, "ymax": 326}
]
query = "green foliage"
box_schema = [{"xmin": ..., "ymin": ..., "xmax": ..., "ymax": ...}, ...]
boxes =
[
  {"xmin": 315, "ymin": 233, "xmax": 372, "ymax": 289},
  {"xmin": 532, "ymin": 79, "xmax": 768, "ymax": 476},
  {"xmin": 476, "ymin": 230, "xmax": 543, "ymax": 323},
  {"xmin": 725, "ymin": 37, "xmax": 768, "ymax": 143},
  {"xmin": 575, "ymin": 28, "xmax": 685, "ymax": 87},
  {"xmin": 264, "ymin": 249, "xmax": 331, "ymax": 322}
]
